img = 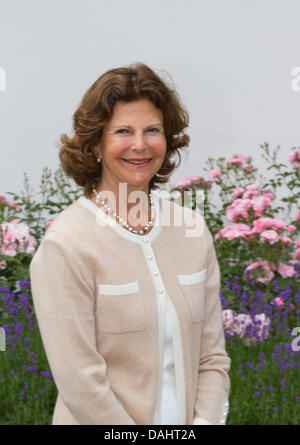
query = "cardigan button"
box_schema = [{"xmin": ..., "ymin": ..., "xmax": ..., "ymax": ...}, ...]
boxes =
[
  {"xmin": 159, "ymin": 288, "xmax": 164, "ymax": 294},
  {"xmin": 154, "ymin": 271, "xmax": 159, "ymax": 276},
  {"xmin": 148, "ymin": 255, "xmax": 153, "ymax": 260},
  {"xmin": 142, "ymin": 238, "xmax": 149, "ymax": 243}
]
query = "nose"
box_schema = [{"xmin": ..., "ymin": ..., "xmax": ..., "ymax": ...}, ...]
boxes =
[{"xmin": 131, "ymin": 130, "xmax": 147, "ymax": 151}]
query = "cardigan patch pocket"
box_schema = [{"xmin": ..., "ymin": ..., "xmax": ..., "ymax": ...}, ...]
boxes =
[
  {"xmin": 97, "ymin": 281, "xmax": 146, "ymax": 333},
  {"xmin": 177, "ymin": 268, "xmax": 207, "ymax": 323}
]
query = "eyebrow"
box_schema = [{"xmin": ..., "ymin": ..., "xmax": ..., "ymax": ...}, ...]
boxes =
[{"xmin": 111, "ymin": 123, "xmax": 164, "ymax": 129}]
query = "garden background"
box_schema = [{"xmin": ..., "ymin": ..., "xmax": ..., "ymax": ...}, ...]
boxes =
[{"xmin": 0, "ymin": 144, "xmax": 299, "ymax": 425}]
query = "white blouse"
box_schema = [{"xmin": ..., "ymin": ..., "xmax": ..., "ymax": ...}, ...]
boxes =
[{"xmin": 159, "ymin": 309, "xmax": 179, "ymax": 425}]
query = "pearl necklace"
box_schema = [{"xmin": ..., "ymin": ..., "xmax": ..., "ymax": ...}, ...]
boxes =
[{"xmin": 91, "ymin": 181, "xmax": 156, "ymax": 235}]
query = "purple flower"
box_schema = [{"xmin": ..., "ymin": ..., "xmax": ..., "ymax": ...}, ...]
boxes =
[
  {"xmin": 2, "ymin": 324, "xmax": 10, "ymax": 334},
  {"xmin": 233, "ymin": 285, "xmax": 241, "ymax": 293},
  {"xmin": 246, "ymin": 361, "xmax": 253, "ymax": 370},
  {"xmin": 17, "ymin": 280, "xmax": 31, "ymax": 289},
  {"xmin": 0, "ymin": 286, "xmax": 10, "ymax": 293}
]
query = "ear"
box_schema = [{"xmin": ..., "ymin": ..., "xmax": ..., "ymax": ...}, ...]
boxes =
[{"xmin": 91, "ymin": 143, "xmax": 102, "ymax": 158}]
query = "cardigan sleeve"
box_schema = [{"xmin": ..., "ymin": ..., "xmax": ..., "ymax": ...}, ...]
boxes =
[
  {"xmin": 29, "ymin": 230, "xmax": 136, "ymax": 425},
  {"xmin": 192, "ymin": 222, "xmax": 231, "ymax": 425}
]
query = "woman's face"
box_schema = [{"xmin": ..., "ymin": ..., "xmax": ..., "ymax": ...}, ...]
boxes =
[{"xmin": 94, "ymin": 99, "xmax": 167, "ymax": 193}]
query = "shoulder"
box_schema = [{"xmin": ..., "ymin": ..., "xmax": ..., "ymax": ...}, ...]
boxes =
[
  {"xmin": 42, "ymin": 196, "xmax": 97, "ymax": 245},
  {"xmin": 30, "ymin": 196, "xmax": 98, "ymax": 266},
  {"xmin": 157, "ymin": 192, "xmax": 207, "ymax": 238}
]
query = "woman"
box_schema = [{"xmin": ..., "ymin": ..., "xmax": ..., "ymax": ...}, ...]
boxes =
[{"xmin": 29, "ymin": 62, "xmax": 231, "ymax": 425}]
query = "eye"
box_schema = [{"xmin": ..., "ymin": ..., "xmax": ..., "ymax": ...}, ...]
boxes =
[
  {"xmin": 116, "ymin": 127, "xmax": 160, "ymax": 134},
  {"xmin": 116, "ymin": 129, "xmax": 129, "ymax": 134}
]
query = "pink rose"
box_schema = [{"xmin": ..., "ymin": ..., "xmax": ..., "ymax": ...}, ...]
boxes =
[
  {"xmin": 245, "ymin": 260, "xmax": 274, "ymax": 284},
  {"xmin": 232, "ymin": 187, "xmax": 244, "ymax": 198},
  {"xmin": 276, "ymin": 262, "xmax": 296, "ymax": 278},
  {"xmin": 260, "ymin": 230, "xmax": 279, "ymax": 244},
  {"xmin": 246, "ymin": 183, "xmax": 260, "ymax": 192},
  {"xmin": 278, "ymin": 235, "xmax": 292, "ymax": 244},
  {"xmin": 226, "ymin": 198, "xmax": 252, "ymax": 223},
  {"xmin": 173, "ymin": 176, "xmax": 192, "ymax": 188},
  {"xmin": 227, "ymin": 154, "xmax": 248, "ymax": 168},
  {"xmin": 214, "ymin": 224, "xmax": 252, "ymax": 241},
  {"xmin": 253, "ymin": 218, "xmax": 285, "ymax": 233},
  {"xmin": 189, "ymin": 175, "xmax": 202, "ymax": 183},
  {"xmin": 287, "ymin": 225, "xmax": 296, "ymax": 233},
  {"xmin": 252, "ymin": 196, "xmax": 272, "ymax": 214},
  {"xmin": 288, "ymin": 148, "xmax": 300, "ymax": 163},
  {"xmin": 209, "ymin": 168, "xmax": 222, "ymax": 178},
  {"xmin": 262, "ymin": 190, "xmax": 275, "ymax": 199},
  {"xmin": 243, "ymin": 190, "xmax": 259, "ymax": 199},
  {"xmin": 272, "ymin": 297, "xmax": 284, "ymax": 307}
]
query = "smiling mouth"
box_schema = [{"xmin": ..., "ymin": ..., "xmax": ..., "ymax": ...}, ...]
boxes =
[{"xmin": 121, "ymin": 158, "xmax": 152, "ymax": 167}]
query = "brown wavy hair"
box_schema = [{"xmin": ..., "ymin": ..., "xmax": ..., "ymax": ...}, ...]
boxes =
[{"xmin": 58, "ymin": 62, "xmax": 190, "ymax": 198}]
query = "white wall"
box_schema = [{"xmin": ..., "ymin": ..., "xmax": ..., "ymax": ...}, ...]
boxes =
[{"xmin": 1, "ymin": 0, "xmax": 300, "ymax": 212}]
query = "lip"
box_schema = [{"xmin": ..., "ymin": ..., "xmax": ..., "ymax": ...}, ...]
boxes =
[
  {"xmin": 122, "ymin": 158, "xmax": 152, "ymax": 168},
  {"xmin": 124, "ymin": 158, "xmax": 152, "ymax": 161}
]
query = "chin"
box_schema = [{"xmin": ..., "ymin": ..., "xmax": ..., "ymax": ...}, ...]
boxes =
[{"xmin": 126, "ymin": 176, "xmax": 151, "ymax": 187}]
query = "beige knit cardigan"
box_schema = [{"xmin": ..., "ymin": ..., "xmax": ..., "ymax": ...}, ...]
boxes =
[{"xmin": 29, "ymin": 191, "xmax": 231, "ymax": 425}]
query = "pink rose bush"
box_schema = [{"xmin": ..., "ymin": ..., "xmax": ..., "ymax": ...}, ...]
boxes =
[
  {"xmin": 212, "ymin": 173, "xmax": 299, "ymax": 283},
  {"xmin": 244, "ymin": 259, "xmax": 297, "ymax": 283},
  {"xmin": 0, "ymin": 194, "xmax": 21, "ymax": 213},
  {"xmin": 0, "ymin": 221, "xmax": 37, "ymax": 258},
  {"xmin": 170, "ymin": 143, "xmax": 300, "ymax": 339},
  {"xmin": 288, "ymin": 147, "xmax": 300, "ymax": 169}
]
